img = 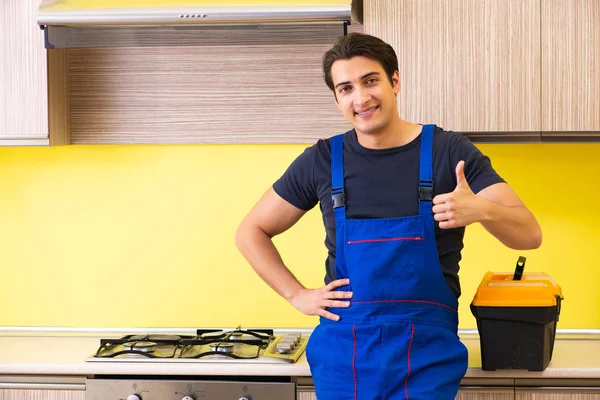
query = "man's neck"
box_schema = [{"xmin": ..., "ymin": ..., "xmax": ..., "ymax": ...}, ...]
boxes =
[{"xmin": 356, "ymin": 119, "xmax": 422, "ymax": 150}]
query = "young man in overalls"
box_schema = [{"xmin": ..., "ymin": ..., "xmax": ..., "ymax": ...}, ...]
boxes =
[{"xmin": 236, "ymin": 33, "xmax": 542, "ymax": 399}]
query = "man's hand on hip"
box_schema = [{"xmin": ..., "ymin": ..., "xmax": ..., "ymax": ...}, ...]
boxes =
[{"xmin": 289, "ymin": 279, "xmax": 353, "ymax": 321}]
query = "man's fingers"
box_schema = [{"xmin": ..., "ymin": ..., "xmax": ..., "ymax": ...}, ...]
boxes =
[
  {"xmin": 325, "ymin": 300, "xmax": 351, "ymax": 308},
  {"xmin": 433, "ymin": 193, "xmax": 450, "ymax": 205},
  {"xmin": 319, "ymin": 310, "xmax": 341, "ymax": 321},
  {"xmin": 432, "ymin": 204, "xmax": 447, "ymax": 214},
  {"xmin": 326, "ymin": 290, "xmax": 353, "ymax": 299},
  {"xmin": 433, "ymin": 213, "xmax": 448, "ymax": 222},
  {"xmin": 438, "ymin": 220, "xmax": 455, "ymax": 229},
  {"xmin": 455, "ymin": 160, "xmax": 468, "ymax": 187},
  {"xmin": 325, "ymin": 278, "xmax": 350, "ymax": 291}
]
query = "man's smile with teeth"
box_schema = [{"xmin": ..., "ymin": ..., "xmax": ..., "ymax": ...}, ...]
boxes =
[{"xmin": 356, "ymin": 106, "xmax": 379, "ymax": 115}]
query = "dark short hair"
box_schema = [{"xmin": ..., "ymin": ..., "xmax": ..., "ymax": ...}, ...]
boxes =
[{"xmin": 322, "ymin": 32, "xmax": 399, "ymax": 91}]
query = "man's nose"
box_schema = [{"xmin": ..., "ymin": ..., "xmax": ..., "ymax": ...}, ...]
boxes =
[{"xmin": 354, "ymin": 87, "xmax": 371, "ymax": 105}]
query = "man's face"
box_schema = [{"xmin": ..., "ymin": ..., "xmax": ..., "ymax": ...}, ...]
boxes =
[{"xmin": 330, "ymin": 56, "xmax": 400, "ymax": 136}]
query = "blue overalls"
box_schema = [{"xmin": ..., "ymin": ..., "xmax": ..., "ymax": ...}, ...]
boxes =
[{"xmin": 306, "ymin": 125, "xmax": 468, "ymax": 400}]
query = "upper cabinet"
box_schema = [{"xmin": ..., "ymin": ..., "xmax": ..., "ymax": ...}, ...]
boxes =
[
  {"xmin": 55, "ymin": 24, "xmax": 361, "ymax": 145},
  {"xmin": 0, "ymin": 0, "xmax": 49, "ymax": 145},
  {"xmin": 364, "ymin": 0, "xmax": 542, "ymax": 142},
  {"xmin": 541, "ymin": 0, "xmax": 600, "ymax": 141},
  {"xmin": 0, "ymin": 0, "xmax": 69, "ymax": 146},
  {"xmin": 64, "ymin": 27, "xmax": 351, "ymax": 145},
  {"xmin": 3, "ymin": 1, "xmax": 596, "ymax": 145}
]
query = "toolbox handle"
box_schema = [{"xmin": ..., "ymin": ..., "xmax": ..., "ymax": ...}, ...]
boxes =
[
  {"xmin": 513, "ymin": 256, "xmax": 526, "ymax": 280},
  {"xmin": 555, "ymin": 295, "xmax": 562, "ymax": 321}
]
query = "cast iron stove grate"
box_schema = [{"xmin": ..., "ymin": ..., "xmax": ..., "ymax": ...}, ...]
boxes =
[
  {"xmin": 91, "ymin": 328, "xmax": 275, "ymax": 359},
  {"xmin": 179, "ymin": 328, "xmax": 274, "ymax": 359},
  {"xmin": 93, "ymin": 334, "xmax": 192, "ymax": 359}
]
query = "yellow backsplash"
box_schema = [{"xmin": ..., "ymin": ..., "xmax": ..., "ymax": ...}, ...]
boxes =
[{"xmin": 0, "ymin": 142, "xmax": 598, "ymax": 329}]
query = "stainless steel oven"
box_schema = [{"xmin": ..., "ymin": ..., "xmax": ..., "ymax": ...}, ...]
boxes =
[
  {"xmin": 84, "ymin": 327, "xmax": 306, "ymax": 400},
  {"xmin": 86, "ymin": 378, "xmax": 296, "ymax": 400}
]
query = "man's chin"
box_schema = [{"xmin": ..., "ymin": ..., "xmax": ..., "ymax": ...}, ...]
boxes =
[{"xmin": 353, "ymin": 125, "xmax": 382, "ymax": 135}]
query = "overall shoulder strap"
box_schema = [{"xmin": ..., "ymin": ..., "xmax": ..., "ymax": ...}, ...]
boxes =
[
  {"xmin": 330, "ymin": 134, "xmax": 346, "ymax": 221},
  {"xmin": 418, "ymin": 124, "xmax": 435, "ymax": 216}
]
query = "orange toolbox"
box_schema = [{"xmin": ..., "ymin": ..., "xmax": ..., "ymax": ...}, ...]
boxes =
[{"xmin": 470, "ymin": 257, "xmax": 564, "ymax": 371}]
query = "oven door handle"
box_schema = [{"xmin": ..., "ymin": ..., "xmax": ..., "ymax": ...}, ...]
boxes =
[{"xmin": 0, "ymin": 382, "xmax": 85, "ymax": 390}]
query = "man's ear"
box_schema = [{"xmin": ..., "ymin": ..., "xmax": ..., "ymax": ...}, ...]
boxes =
[{"xmin": 392, "ymin": 71, "xmax": 400, "ymax": 95}]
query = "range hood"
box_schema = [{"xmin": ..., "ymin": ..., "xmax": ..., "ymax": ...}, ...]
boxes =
[
  {"xmin": 38, "ymin": 0, "xmax": 362, "ymax": 48},
  {"xmin": 37, "ymin": 0, "xmax": 362, "ymax": 26}
]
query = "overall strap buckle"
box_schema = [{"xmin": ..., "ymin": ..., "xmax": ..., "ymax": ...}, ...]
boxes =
[
  {"xmin": 419, "ymin": 180, "xmax": 433, "ymax": 202},
  {"xmin": 332, "ymin": 187, "xmax": 346, "ymax": 209}
]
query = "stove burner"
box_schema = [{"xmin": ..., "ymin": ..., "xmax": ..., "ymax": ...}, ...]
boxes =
[
  {"xmin": 91, "ymin": 328, "xmax": 284, "ymax": 360},
  {"xmin": 209, "ymin": 343, "xmax": 234, "ymax": 353},
  {"xmin": 122, "ymin": 341, "xmax": 156, "ymax": 353},
  {"xmin": 196, "ymin": 328, "xmax": 274, "ymax": 344}
]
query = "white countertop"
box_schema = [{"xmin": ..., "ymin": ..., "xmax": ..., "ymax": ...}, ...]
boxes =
[{"xmin": 0, "ymin": 333, "xmax": 599, "ymax": 379}]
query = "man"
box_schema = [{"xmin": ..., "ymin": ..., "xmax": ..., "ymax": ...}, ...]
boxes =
[{"xmin": 236, "ymin": 33, "xmax": 541, "ymax": 399}]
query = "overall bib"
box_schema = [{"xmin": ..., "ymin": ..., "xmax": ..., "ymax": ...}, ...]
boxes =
[{"xmin": 306, "ymin": 125, "xmax": 468, "ymax": 400}]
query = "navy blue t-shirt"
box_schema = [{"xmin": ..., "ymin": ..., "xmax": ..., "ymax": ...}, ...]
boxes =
[{"xmin": 273, "ymin": 126, "xmax": 504, "ymax": 298}]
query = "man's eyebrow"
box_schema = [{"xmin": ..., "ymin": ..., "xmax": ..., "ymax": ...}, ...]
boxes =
[{"xmin": 334, "ymin": 72, "xmax": 381, "ymax": 89}]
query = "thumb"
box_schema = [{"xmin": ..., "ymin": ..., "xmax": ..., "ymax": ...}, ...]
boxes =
[{"xmin": 455, "ymin": 160, "xmax": 469, "ymax": 189}]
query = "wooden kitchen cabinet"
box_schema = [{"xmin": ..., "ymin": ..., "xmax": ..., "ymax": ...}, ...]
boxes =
[
  {"xmin": 0, "ymin": 0, "xmax": 69, "ymax": 146},
  {"xmin": 516, "ymin": 388, "xmax": 600, "ymax": 399},
  {"xmin": 0, "ymin": 389, "xmax": 84, "ymax": 400},
  {"xmin": 0, "ymin": 376, "xmax": 86, "ymax": 400},
  {"xmin": 297, "ymin": 390, "xmax": 317, "ymax": 400},
  {"xmin": 0, "ymin": 0, "xmax": 48, "ymax": 145},
  {"xmin": 295, "ymin": 387, "xmax": 516, "ymax": 399},
  {"xmin": 364, "ymin": 0, "xmax": 542, "ymax": 141},
  {"xmin": 541, "ymin": 0, "xmax": 600, "ymax": 140},
  {"xmin": 457, "ymin": 387, "xmax": 514, "ymax": 400}
]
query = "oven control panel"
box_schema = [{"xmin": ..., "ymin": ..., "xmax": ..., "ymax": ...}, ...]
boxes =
[
  {"xmin": 262, "ymin": 332, "xmax": 308, "ymax": 363},
  {"xmin": 86, "ymin": 379, "xmax": 295, "ymax": 400}
]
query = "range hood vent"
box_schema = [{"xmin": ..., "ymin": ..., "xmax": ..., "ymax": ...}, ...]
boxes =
[{"xmin": 38, "ymin": 0, "xmax": 362, "ymax": 49}]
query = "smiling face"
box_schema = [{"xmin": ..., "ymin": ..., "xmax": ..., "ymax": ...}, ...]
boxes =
[{"xmin": 331, "ymin": 56, "xmax": 401, "ymax": 137}]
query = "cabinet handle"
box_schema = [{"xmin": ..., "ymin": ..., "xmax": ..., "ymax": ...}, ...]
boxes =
[
  {"xmin": 0, "ymin": 383, "xmax": 85, "ymax": 390},
  {"xmin": 516, "ymin": 387, "xmax": 600, "ymax": 394},
  {"xmin": 459, "ymin": 386, "xmax": 513, "ymax": 393},
  {"xmin": 296, "ymin": 385, "xmax": 316, "ymax": 392}
]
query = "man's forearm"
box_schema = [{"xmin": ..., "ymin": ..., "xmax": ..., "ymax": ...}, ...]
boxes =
[
  {"xmin": 478, "ymin": 199, "xmax": 542, "ymax": 250},
  {"xmin": 235, "ymin": 223, "xmax": 305, "ymax": 302}
]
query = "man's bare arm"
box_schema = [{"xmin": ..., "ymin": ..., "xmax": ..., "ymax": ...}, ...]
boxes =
[
  {"xmin": 236, "ymin": 187, "xmax": 351, "ymax": 321},
  {"xmin": 433, "ymin": 161, "xmax": 542, "ymax": 250}
]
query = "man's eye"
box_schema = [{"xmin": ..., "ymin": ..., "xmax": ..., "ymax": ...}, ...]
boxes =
[
  {"xmin": 366, "ymin": 78, "xmax": 377, "ymax": 84},
  {"xmin": 339, "ymin": 86, "xmax": 350, "ymax": 93}
]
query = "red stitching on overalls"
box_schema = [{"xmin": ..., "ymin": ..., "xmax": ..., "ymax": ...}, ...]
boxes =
[
  {"xmin": 352, "ymin": 299, "xmax": 457, "ymax": 312},
  {"xmin": 405, "ymin": 323, "xmax": 415, "ymax": 400},
  {"xmin": 346, "ymin": 237, "xmax": 424, "ymax": 244},
  {"xmin": 352, "ymin": 324, "xmax": 358, "ymax": 400}
]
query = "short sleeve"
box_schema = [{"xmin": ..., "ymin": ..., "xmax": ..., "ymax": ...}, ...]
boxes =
[
  {"xmin": 448, "ymin": 133, "xmax": 505, "ymax": 194},
  {"xmin": 272, "ymin": 144, "xmax": 319, "ymax": 211}
]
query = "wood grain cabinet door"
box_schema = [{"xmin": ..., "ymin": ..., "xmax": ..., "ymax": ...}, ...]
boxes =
[
  {"xmin": 541, "ymin": 0, "xmax": 600, "ymax": 141},
  {"xmin": 364, "ymin": 0, "xmax": 542, "ymax": 142},
  {"xmin": 297, "ymin": 390, "xmax": 318, "ymax": 400},
  {"xmin": 0, "ymin": 389, "xmax": 85, "ymax": 400},
  {"xmin": 0, "ymin": 0, "xmax": 49, "ymax": 145},
  {"xmin": 295, "ymin": 387, "xmax": 515, "ymax": 400},
  {"xmin": 457, "ymin": 386, "xmax": 514, "ymax": 400},
  {"xmin": 516, "ymin": 387, "xmax": 600, "ymax": 400}
]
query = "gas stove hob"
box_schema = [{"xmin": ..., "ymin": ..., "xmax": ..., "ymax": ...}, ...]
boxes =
[{"xmin": 86, "ymin": 328, "xmax": 308, "ymax": 364}]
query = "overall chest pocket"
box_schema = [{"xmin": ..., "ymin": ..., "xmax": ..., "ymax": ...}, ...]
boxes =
[{"xmin": 343, "ymin": 232, "xmax": 426, "ymax": 301}]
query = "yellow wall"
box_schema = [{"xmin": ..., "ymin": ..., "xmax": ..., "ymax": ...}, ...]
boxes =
[{"xmin": 0, "ymin": 142, "xmax": 598, "ymax": 329}]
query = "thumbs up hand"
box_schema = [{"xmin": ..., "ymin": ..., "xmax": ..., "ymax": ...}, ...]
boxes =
[{"xmin": 432, "ymin": 160, "xmax": 484, "ymax": 229}]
